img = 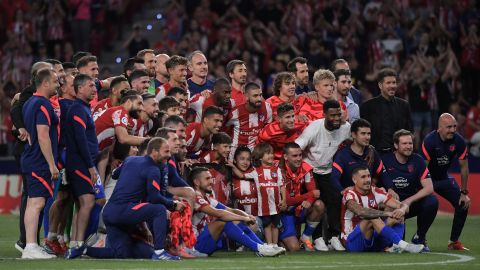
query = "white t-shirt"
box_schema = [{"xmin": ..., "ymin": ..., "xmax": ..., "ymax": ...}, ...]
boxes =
[{"xmin": 295, "ymin": 119, "xmax": 351, "ymax": 174}]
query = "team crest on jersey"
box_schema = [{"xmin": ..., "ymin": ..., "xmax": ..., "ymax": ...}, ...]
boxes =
[
  {"xmin": 271, "ymin": 172, "xmax": 277, "ymax": 178},
  {"xmin": 449, "ymin": 144, "xmax": 456, "ymax": 152},
  {"xmin": 259, "ymin": 115, "xmax": 265, "ymax": 122},
  {"xmin": 369, "ymin": 199, "xmax": 377, "ymax": 208},
  {"xmin": 198, "ymin": 198, "xmax": 207, "ymax": 205},
  {"xmin": 407, "ymin": 164, "xmax": 414, "ymax": 173},
  {"xmin": 121, "ymin": 116, "xmax": 128, "ymax": 126}
]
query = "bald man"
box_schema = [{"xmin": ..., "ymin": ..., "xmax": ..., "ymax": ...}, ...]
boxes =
[
  {"xmin": 155, "ymin": 54, "xmax": 170, "ymax": 85},
  {"xmin": 421, "ymin": 113, "xmax": 470, "ymax": 250}
]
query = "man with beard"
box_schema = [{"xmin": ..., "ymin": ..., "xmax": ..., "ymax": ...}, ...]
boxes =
[
  {"xmin": 189, "ymin": 167, "xmax": 283, "ymax": 257},
  {"xmin": 92, "ymin": 76, "xmax": 130, "ymax": 120},
  {"xmin": 382, "ymin": 129, "xmax": 437, "ymax": 252},
  {"xmin": 421, "ymin": 113, "xmax": 470, "ymax": 250},
  {"xmin": 132, "ymin": 94, "xmax": 159, "ymax": 137},
  {"xmin": 166, "ymin": 87, "xmax": 189, "ymax": 117},
  {"xmin": 226, "ymin": 82, "xmax": 273, "ymax": 159},
  {"xmin": 129, "ymin": 69, "xmax": 150, "ymax": 94},
  {"xmin": 76, "ymin": 55, "xmax": 113, "ymax": 107},
  {"xmin": 226, "ymin": 59, "xmax": 247, "ymax": 105},
  {"xmin": 187, "ymin": 51, "xmax": 214, "ymax": 95},
  {"xmin": 287, "ymin": 57, "xmax": 311, "ymax": 94},
  {"xmin": 123, "ymin": 57, "xmax": 146, "ymax": 79},
  {"xmin": 20, "ymin": 69, "xmax": 60, "ymax": 259},
  {"xmin": 295, "ymin": 100, "xmax": 350, "ymax": 252},
  {"xmin": 185, "ymin": 106, "xmax": 224, "ymax": 155},
  {"xmin": 190, "ymin": 78, "xmax": 235, "ymax": 123},
  {"xmin": 155, "ymin": 55, "xmax": 189, "ymax": 100},
  {"xmin": 64, "ymin": 74, "xmax": 102, "ymax": 257},
  {"xmin": 155, "ymin": 54, "xmax": 170, "ymax": 85},
  {"xmin": 258, "ymin": 103, "xmax": 307, "ymax": 160},
  {"xmin": 360, "ymin": 68, "xmax": 412, "ymax": 154},
  {"xmin": 330, "ymin": 59, "xmax": 361, "ymax": 105},
  {"xmin": 136, "ymin": 49, "xmax": 160, "ymax": 93},
  {"xmin": 66, "ymin": 138, "xmax": 183, "ymax": 260},
  {"xmin": 279, "ymin": 143, "xmax": 325, "ymax": 252},
  {"xmin": 334, "ymin": 69, "xmax": 359, "ymax": 123}
]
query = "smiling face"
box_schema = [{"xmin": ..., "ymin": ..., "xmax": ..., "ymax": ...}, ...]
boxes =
[
  {"xmin": 352, "ymin": 168, "xmax": 372, "ymax": 193},
  {"xmin": 279, "ymin": 79, "xmax": 296, "ymax": 99},
  {"xmin": 284, "ymin": 147, "xmax": 303, "ymax": 170},
  {"xmin": 394, "ymin": 134, "xmax": 413, "ymax": 158},
  {"xmin": 352, "ymin": 127, "xmax": 371, "ymax": 148},
  {"xmin": 204, "ymin": 113, "xmax": 223, "ymax": 134},
  {"xmin": 379, "ymin": 76, "xmax": 397, "ymax": 99},
  {"xmin": 235, "ymin": 150, "xmax": 251, "ymax": 172},
  {"xmin": 277, "ymin": 110, "xmax": 295, "ymax": 131},
  {"xmin": 230, "ymin": 64, "xmax": 247, "ymax": 86},
  {"xmin": 189, "ymin": 53, "xmax": 208, "ymax": 78}
]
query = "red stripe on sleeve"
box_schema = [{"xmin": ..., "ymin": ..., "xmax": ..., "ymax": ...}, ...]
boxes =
[
  {"xmin": 152, "ymin": 180, "xmax": 160, "ymax": 191},
  {"xmin": 31, "ymin": 171, "xmax": 53, "ymax": 197},
  {"xmin": 422, "ymin": 142, "xmax": 431, "ymax": 160},
  {"xmin": 73, "ymin": 115, "xmax": 87, "ymax": 129},
  {"xmin": 40, "ymin": 105, "xmax": 51, "ymax": 126},
  {"xmin": 420, "ymin": 168, "xmax": 429, "ymax": 181},
  {"xmin": 333, "ymin": 162, "xmax": 343, "ymax": 174},
  {"xmin": 376, "ymin": 160, "xmax": 384, "ymax": 175},
  {"xmin": 132, "ymin": 202, "xmax": 149, "ymax": 210},
  {"xmin": 459, "ymin": 148, "xmax": 467, "ymax": 160},
  {"xmin": 75, "ymin": 170, "xmax": 93, "ymax": 186}
]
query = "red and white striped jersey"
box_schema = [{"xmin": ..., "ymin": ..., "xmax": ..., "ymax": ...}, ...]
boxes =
[
  {"xmin": 341, "ymin": 187, "xmax": 392, "ymax": 241},
  {"xmin": 131, "ymin": 118, "xmax": 154, "ymax": 137},
  {"xmin": 233, "ymin": 178, "xmax": 258, "ymax": 216},
  {"xmin": 92, "ymin": 98, "xmax": 113, "ymax": 121},
  {"xmin": 155, "ymin": 82, "xmax": 173, "ymax": 101},
  {"xmin": 226, "ymin": 102, "xmax": 273, "ymax": 155},
  {"xmin": 189, "ymin": 91, "xmax": 236, "ymax": 123},
  {"xmin": 244, "ymin": 166, "xmax": 283, "ymax": 216},
  {"xmin": 185, "ymin": 122, "xmax": 212, "ymax": 154},
  {"xmin": 94, "ymin": 106, "xmax": 132, "ymax": 151},
  {"xmin": 192, "ymin": 191, "xmax": 219, "ymax": 236}
]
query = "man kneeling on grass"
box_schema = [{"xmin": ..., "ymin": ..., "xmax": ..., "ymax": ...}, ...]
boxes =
[
  {"xmin": 341, "ymin": 165, "xmax": 424, "ymax": 253},
  {"xmin": 189, "ymin": 166, "xmax": 284, "ymax": 257}
]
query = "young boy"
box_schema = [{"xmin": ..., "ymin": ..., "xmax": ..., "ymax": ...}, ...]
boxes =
[{"xmin": 158, "ymin": 96, "xmax": 181, "ymax": 117}]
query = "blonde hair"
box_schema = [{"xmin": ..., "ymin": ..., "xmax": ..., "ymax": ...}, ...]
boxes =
[{"xmin": 313, "ymin": 69, "xmax": 335, "ymax": 85}]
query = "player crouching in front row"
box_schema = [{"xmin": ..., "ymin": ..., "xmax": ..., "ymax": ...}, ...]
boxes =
[{"xmin": 342, "ymin": 165, "xmax": 424, "ymax": 253}]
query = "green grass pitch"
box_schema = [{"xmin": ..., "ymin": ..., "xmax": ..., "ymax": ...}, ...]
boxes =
[{"xmin": 0, "ymin": 214, "xmax": 478, "ymax": 269}]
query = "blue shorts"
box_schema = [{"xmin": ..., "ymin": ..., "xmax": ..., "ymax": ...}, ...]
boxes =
[
  {"xmin": 279, "ymin": 207, "xmax": 307, "ymax": 240},
  {"xmin": 27, "ymin": 170, "xmax": 54, "ymax": 198},
  {"xmin": 346, "ymin": 224, "xmax": 392, "ymax": 252},
  {"xmin": 194, "ymin": 226, "xmax": 224, "ymax": 255},
  {"xmin": 67, "ymin": 168, "xmax": 105, "ymax": 199}
]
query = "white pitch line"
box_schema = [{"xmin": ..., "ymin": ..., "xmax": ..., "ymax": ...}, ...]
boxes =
[{"xmin": 3, "ymin": 252, "xmax": 475, "ymax": 270}]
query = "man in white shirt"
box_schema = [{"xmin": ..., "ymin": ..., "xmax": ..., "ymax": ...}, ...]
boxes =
[{"xmin": 295, "ymin": 99, "xmax": 350, "ymax": 251}]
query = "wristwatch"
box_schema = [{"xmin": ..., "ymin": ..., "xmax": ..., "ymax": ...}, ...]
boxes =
[{"xmin": 461, "ymin": 189, "xmax": 469, "ymax": 195}]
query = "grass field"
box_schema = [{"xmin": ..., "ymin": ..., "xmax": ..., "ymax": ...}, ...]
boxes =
[{"xmin": 0, "ymin": 214, "xmax": 478, "ymax": 270}]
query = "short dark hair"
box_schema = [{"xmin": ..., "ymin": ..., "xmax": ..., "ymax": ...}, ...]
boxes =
[
  {"xmin": 323, "ymin": 99, "xmax": 341, "ymax": 113},
  {"xmin": 393, "ymin": 129, "xmax": 414, "ymax": 145},
  {"xmin": 203, "ymin": 106, "xmax": 224, "ymax": 120},
  {"xmin": 352, "ymin": 165, "xmax": 370, "ymax": 176},
  {"xmin": 164, "ymin": 115, "xmax": 186, "ymax": 127},
  {"xmin": 167, "ymin": 87, "xmax": 188, "ymax": 97},
  {"xmin": 136, "ymin": 49, "xmax": 155, "ymax": 60},
  {"xmin": 45, "ymin": 59, "xmax": 62, "ymax": 66},
  {"xmin": 283, "ymin": 142, "xmax": 301, "ymax": 154},
  {"xmin": 252, "ymin": 142, "xmax": 274, "ymax": 167},
  {"xmin": 141, "ymin": 93, "xmax": 156, "ymax": 102},
  {"xmin": 377, "ymin": 68, "xmax": 397, "ymax": 83},
  {"xmin": 244, "ymin": 82, "xmax": 261, "ymax": 93},
  {"xmin": 73, "ymin": 74, "xmax": 93, "ymax": 94},
  {"xmin": 226, "ymin": 59, "xmax": 245, "ymax": 75},
  {"xmin": 158, "ymin": 96, "xmax": 180, "ymax": 111},
  {"xmin": 277, "ymin": 102, "xmax": 294, "ymax": 117},
  {"xmin": 72, "ymin": 51, "xmax": 91, "ymax": 65},
  {"xmin": 146, "ymin": 137, "xmax": 167, "ymax": 154},
  {"xmin": 273, "ymin": 72, "xmax": 295, "ymax": 96},
  {"xmin": 351, "ymin": 118, "xmax": 371, "ymax": 133},
  {"xmin": 233, "ymin": 145, "xmax": 251, "ymax": 161},
  {"xmin": 123, "ymin": 57, "xmax": 144, "ymax": 76},
  {"xmin": 35, "ymin": 69, "xmax": 55, "ymax": 87},
  {"xmin": 330, "ymin": 58, "xmax": 348, "ymax": 72},
  {"xmin": 120, "ymin": 90, "xmax": 141, "ymax": 104},
  {"xmin": 188, "ymin": 166, "xmax": 210, "ymax": 185},
  {"xmin": 165, "ymin": 55, "xmax": 188, "ymax": 71},
  {"xmin": 287, "ymin": 57, "xmax": 307, "ymax": 73},
  {"xmin": 333, "ymin": 69, "xmax": 351, "ymax": 81},
  {"xmin": 110, "ymin": 76, "xmax": 128, "ymax": 90},
  {"xmin": 138, "ymin": 138, "xmax": 151, "ymax": 156},
  {"xmin": 128, "ymin": 69, "xmax": 149, "ymax": 84},
  {"xmin": 154, "ymin": 127, "xmax": 176, "ymax": 140},
  {"xmin": 62, "ymin": 62, "xmax": 76, "ymax": 70},
  {"xmin": 76, "ymin": 55, "xmax": 97, "ymax": 69},
  {"xmin": 213, "ymin": 77, "xmax": 231, "ymax": 93},
  {"xmin": 212, "ymin": 132, "xmax": 232, "ymax": 145}
]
